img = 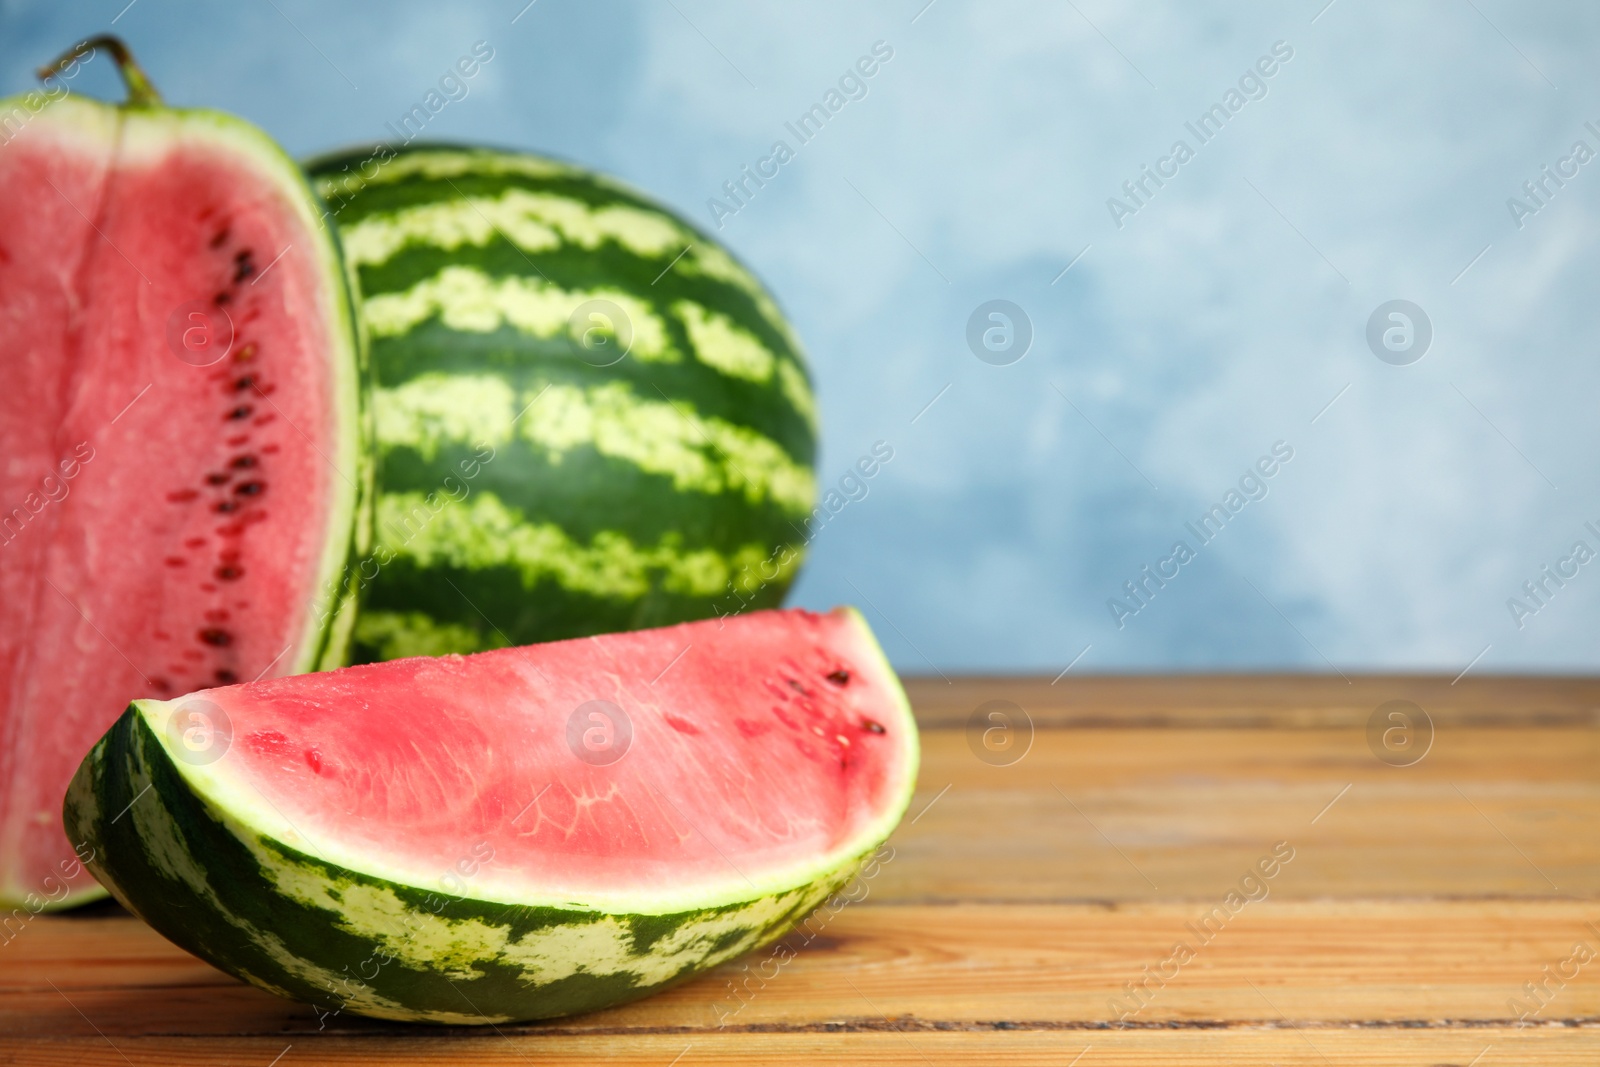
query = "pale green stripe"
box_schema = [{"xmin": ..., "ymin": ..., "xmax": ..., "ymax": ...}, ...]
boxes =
[
  {"xmin": 532, "ymin": 381, "xmax": 814, "ymax": 514},
  {"xmin": 373, "ymin": 373, "xmax": 516, "ymax": 462},
  {"xmin": 675, "ymin": 300, "xmax": 774, "ymax": 382},
  {"xmin": 375, "ymin": 490, "xmax": 802, "ymax": 599},
  {"xmin": 341, "ymin": 194, "xmax": 561, "ymax": 267},
  {"xmin": 374, "ymin": 373, "xmax": 815, "ymax": 515},
  {"xmin": 116, "ymin": 716, "xmax": 485, "ymax": 1023},
  {"xmin": 778, "ymin": 360, "xmax": 818, "ymax": 432},
  {"xmin": 317, "ymin": 154, "xmax": 797, "ymax": 345},
  {"xmin": 364, "ymin": 267, "xmax": 674, "ymax": 364},
  {"xmin": 672, "ymin": 299, "xmax": 816, "ymax": 433},
  {"xmin": 353, "ymin": 610, "xmax": 507, "ymax": 659},
  {"xmin": 317, "ymin": 151, "xmax": 576, "ymax": 198},
  {"xmin": 341, "ymin": 187, "xmax": 682, "ymax": 267},
  {"xmin": 248, "ymin": 807, "xmax": 829, "ymax": 990}
]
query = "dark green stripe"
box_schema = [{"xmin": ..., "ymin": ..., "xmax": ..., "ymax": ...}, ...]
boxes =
[
  {"xmin": 379, "ymin": 438, "xmax": 805, "ymax": 548},
  {"xmin": 355, "ymin": 557, "xmax": 790, "ymax": 663},
  {"xmin": 357, "ymin": 236, "xmax": 809, "ymax": 423},
  {"xmin": 370, "ymin": 325, "xmax": 814, "ymax": 467},
  {"xmin": 310, "ymin": 144, "xmax": 692, "ymax": 227}
]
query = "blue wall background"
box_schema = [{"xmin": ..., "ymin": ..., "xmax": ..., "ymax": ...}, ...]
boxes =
[{"xmin": 6, "ymin": 0, "xmax": 1598, "ymax": 675}]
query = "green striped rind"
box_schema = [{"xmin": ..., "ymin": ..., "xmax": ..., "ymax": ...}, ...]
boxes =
[
  {"xmin": 305, "ymin": 145, "xmax": 816, "ymax": 660},
  {"xmin": 62, "ymin": 707, "xmax": 879, "ymax": 1024},
  {"xmin": 294, "ymin": 140, "xmax": 374, "ymax": 674},
  {"xmin": 301, "ymin": 199, "xmax": 376, "ymax": 673}
]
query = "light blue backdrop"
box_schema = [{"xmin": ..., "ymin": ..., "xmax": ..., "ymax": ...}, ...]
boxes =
[{"xmin": 6, "ymin": 0, "xmax": 1597, "ymax": 674}]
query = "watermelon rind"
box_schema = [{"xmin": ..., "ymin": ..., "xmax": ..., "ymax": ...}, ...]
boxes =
[
  {"xmin": 0, "ymin": 89, "xmax": 368, "ymax": 912},
  {"xmin": 62, "ymin": 608, "xmax": 917, "ymax": 1023},
  {"xmin": 304, "ymin": 144, "xmax": 816, "ymax": 662}
]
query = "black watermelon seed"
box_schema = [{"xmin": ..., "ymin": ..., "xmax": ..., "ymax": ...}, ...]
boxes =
[
  {"xmin": 213, "ymin": 669, "xmax": 238, "ymax": 685},
  {"xmin": 214, "ymin": 500, "xmax": 238, "ymax": 513},
  {"xmin": 206, "ymin": 472, "xmax": 230, "ymax": 485},
  {"xmin": 214, "ymin": 292, "xmax": 230, "ymax": 305},
  {"xmin": 216, "ymin": 565, "xmax": 243, "ymax": 581},
  {"xmin": 227, "ymin": 406, "xmax": 252, "ymax": 420},
  {"xmin": 209, "ymin": 228, "xmax": 229, "ymax": 248},
  {"xmin": 198, "ymin": 628, "xmax": 232, "ymax": 647},
  {"xmin": 230, "ymin": 455, "xmax": 257, "ymax": 469},
  {"xmin": 234, "ymin": 375, "xmax": 257, "ymax": 391},
  {"xmin": 826, "ymin": 669, "xmax": 851, "ymax": 686},
  {"xmin": 234, "ymin": 481, "xmax": 263, "ymax": 496}
]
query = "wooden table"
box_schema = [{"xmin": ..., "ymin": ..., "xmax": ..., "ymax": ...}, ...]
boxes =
[{"xmin": 3, "ymin": 676, "xmax": 1598, "ymax": 1065}]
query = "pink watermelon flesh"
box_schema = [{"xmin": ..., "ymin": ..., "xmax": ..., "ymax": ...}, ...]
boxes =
[
  {"xmin": 0, "ymin": 106, "xmax": 347, "ymax": 907},
  {"xmin": 178, "ymin": 608, "xmax": 915, "ymax": 907}
]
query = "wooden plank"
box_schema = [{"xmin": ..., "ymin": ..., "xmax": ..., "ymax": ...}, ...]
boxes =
[
  {"xmin": 878, "ymin": 725, "xmax": 1600, "ymax": 901},
  {"xmin": 2, "ymin": 1030, "xmax": 1597, "ymax": 1067},
  {"xmin": 6, "ymin": 902, "xmax": 1600, "ymax": 1034},
  {"xmin": 904, "ymin": 675, "xmax": 1600, "ymax": 728}
]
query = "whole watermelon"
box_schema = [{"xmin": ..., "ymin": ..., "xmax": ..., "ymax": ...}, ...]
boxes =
[{"xmin": 306, "ymin": 145, "xmax": 817, "ymax": 661}]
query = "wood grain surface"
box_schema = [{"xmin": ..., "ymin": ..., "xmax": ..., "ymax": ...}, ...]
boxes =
[{"xmin": 2, "ymin": 675, "xmax": 1597, "ymax": 1065}]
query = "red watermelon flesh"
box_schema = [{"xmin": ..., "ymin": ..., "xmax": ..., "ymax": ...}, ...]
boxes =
[
  {"xmin": 159, "ymin": 607, "xmax": 915, "ymax": 910},
  {"xmin": 0, "ymin": 95, "xmax": 362, "ymax": 908}
]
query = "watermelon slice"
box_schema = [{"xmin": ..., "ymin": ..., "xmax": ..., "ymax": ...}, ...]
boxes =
[
  {"xmin": 64, "ymin": 607, "xmax": 918, "ymax": 1024},
  {"xmin": 0, "ymin": 38, "xmax": 366, "ymax": 910}
]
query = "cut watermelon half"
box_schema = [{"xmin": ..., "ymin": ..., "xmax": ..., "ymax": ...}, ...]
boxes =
[
  {"xmin": 65, "ymin": 607, "xmax": 918, "ymax": 1024},
  {"xmin": 0, "ymin": 39, "xmax": 366, "ymax": 910}
]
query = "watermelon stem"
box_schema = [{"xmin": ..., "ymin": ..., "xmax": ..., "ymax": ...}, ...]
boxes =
[{"xmin": 36, "ymin": 35, "xmax": 163, "ymax": 107}]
